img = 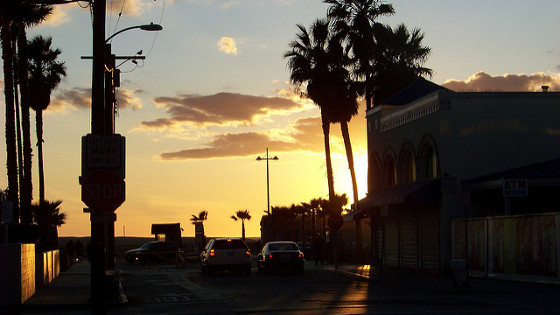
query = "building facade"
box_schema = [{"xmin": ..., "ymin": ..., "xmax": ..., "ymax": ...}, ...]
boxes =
[{"xmin": 358, "ymin": 79, "xmax": 560, "ymax": 273}]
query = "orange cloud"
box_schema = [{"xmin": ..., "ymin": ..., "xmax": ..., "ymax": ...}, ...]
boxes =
[
  {"xmin": 159, "ymin": 116, "xmax": 323, "ymax": 160},
  {"xmin": 442, "ymin": 71, "xmax": 560, "ymax": 92},
  {"xmin": 145, "ymin": 92, "xmax": 302, "ymax": 127}
]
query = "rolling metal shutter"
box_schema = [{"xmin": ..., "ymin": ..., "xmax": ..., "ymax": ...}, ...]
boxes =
[
  {"xmin": 384, "ymin": 212, "xmax": 399, "ymax": 267},
  {"xmin": 400, "ymin": 208, "xmax": 418, "ymax": 269},
  {"xmin": 420, "ymin": 209, "xmax": 440, "ymax": 270}
]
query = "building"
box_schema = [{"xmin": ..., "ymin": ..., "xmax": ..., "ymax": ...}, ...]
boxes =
[{"xmin": 357, "ymin": 78, "xmax": 560, "ymax": 273}]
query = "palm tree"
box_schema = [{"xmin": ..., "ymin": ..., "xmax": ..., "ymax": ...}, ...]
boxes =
[
  {"xmin": 1, "ymin": 5, "xmax": 20, "ymax": 221},
  {"xmin": 324, "ymin": 0, "xmax": 394, "ymax": 110},
  {"xmin": 15, "ymin": 3, "xmax": 52, "ymax": 224},
  {"xmin": 190, "ymin": 210, "xmax": 208, "ymax": 249},
  {"xmin": 0, "ymin": 1, "xmax": 52, "ymax": 224},
  {"xmin": 31, "ymin": 199, "xmax": 66, "ymax": 250},
  {"xmin": 285, "ymin": 19, "xmax": 339, "ymax": 205},
  {"xmin": 231, "ymin": 210, "xmax": 251, "ymax": 241},
  {"xmin": 27, "ymin": 35, "xmax": 66, "ymax": 208},
  {"xmin": 371, "ymin": 23, "xmax": 432, "ymax": 105},
  {"xmin": 190, "ymin": 210, "xmax": 208, "ymax": 224}
]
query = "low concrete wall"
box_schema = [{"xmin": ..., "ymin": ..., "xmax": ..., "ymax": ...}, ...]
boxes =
[
  {"xmin": 0, "ymin": 243, "xmax": 36, "ymax": 306},
  {"xmin": 36, "ymin": 249, "xmax": 60, "ymax": 288}
]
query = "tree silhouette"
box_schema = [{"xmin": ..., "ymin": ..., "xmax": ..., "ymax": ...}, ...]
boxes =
[
  {"xmin": 285, "ymin": 19, "xmax": 341, "ymax": 206},
  {"xmin": 231, "ymin": 210, "xmax": 251, "ymax": 240},
  {"xmin": 190, "ymin": 210, "xmax": 208, "ymax": 224},
  {"xmin": 28, "ymin": 35, "xmax": 66, "ymax": 208},
  {"xmin": 371, "ymin": 23, "xmax": 432, "ymax": 105},
  {"xmin": 31, "ymin": 199, "xmax": 66, "ymax": 250}
]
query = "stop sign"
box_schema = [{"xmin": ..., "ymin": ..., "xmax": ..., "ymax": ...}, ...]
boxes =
[{"xmin": 81, "ymin": 170, "xmax": 125, "ymax": 212}]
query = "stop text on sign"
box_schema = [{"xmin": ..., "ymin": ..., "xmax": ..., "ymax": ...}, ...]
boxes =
[
  {"xmin": 83, "ymin": 182, "xmax": 124, "ymax": 200},
  {"xmin": 81, "ymin": 170, "xmax": 125, "ymax": 212}
]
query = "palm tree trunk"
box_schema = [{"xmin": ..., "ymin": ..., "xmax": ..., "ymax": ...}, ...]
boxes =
[
  {"xmin": 12, "ymin": 37, "xmax": 24, "ymax": 212},
  {"xmin": 321, "ymin": 111, "xmax": 335, "ymax": 204},
  {"xmin": 340, "ymin": 121, "xmax": 358, "ymax": 204},
  {"xmin": 2, "ymin": 24, "xmax": 20, "ymax": 221},
  {"xmin": 241, "ymin": 220, "xmax": 245, "ymax": 241},
  {"xmin": 36, "ymin": 109, "xmax": 45, "ymax": 205},
  {"xmin": 340, "ymin": 120, "xmax": 364, "ymax": 261},
  {"xmin": 17, "ymin": 24, "xmax": 33, "ymax": 224}
]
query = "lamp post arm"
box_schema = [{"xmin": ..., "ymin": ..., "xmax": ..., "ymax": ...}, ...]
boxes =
[{"xmin": 106, "ymin": 26, "xmax": 141, "ymax": 43}]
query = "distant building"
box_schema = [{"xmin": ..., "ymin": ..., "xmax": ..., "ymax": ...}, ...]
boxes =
[{"xmin": 356, "ymin": 78, "xmax": 560, "ymax": 273}]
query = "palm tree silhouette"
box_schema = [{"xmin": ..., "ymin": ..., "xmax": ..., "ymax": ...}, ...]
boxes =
[
  {"xmin": 28, "ymin": 35, "xmax": 66, "ymax": 207},
  {"xmin": 285, "ymin": 19, "xmax": 341, "ymax": 206},
  {"xmin": 31, "ymin": 200, "xmax": 66, "ymax": 250},
  {"xmin": 231, "ymin": 210, "xmax": 251, "ymax": 241},
  {"xmin": 371, "ymin": 23, "xmax": 433, "ymax": 105}
]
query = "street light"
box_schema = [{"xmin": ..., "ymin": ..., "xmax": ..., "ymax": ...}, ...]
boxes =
[
  {"xmin": 105, "ymin": 23, "xmax": 163, "ymax": 43},
  {"xmin": 256, "ymin": 148, "xmax": 279, "ymax": 215}
]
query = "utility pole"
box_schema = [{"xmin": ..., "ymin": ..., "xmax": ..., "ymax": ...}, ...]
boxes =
[{"xmin": 90, "ymin": 0, "xmax": 108, "ymax": 312}]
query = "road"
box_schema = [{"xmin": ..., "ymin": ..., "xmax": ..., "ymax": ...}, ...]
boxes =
[{"xmin": 117, "ymin": 261, "xmax": 560, "ymax": 314}]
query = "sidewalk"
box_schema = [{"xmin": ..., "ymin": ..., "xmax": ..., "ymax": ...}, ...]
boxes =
[{"xmin": 23, "ymin": 261, "xmax": 92, "ymax": 312}]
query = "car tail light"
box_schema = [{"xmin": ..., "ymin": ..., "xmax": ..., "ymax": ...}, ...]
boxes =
[
  {"xmin": 268, "ymin": 254, "xmax": 273, "ymax": 259},
  {"xmin": 299, "ymin": 253, "xmax": 303, "ymax": 258},
  {"xmin": 246, "ymin": 250, "xmax": 251, "ymax": 256},
  {"xmin": 210, "ymin": 249, "xmax": 215, "ymax": 257}
]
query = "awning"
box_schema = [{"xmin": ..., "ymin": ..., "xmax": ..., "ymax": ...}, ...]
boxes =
[{"xmin": 357, "ymin": 178, "xmax": 442, "ymax": 210}]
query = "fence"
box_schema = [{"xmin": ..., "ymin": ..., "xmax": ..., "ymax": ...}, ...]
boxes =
[{"xmin": 451, "ymin": 213, "xmax": 560, "ymax": 278}]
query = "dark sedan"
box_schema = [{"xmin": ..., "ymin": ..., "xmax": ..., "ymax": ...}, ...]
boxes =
[
  {"xmin": 257, "ymin": 241, "xmax": 304, "ymax": 274},
  {"xmin": 124, "ymin": 241, "xmax": 177, "ymax": 264}
]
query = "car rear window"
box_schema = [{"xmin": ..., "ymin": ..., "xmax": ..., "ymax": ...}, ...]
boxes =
[
  {"xmin": 213, "ymin": 239, "xmax": 247, "ymax": 250},
  {"xmin": 269, "ymin": 243, "xmax": 298, "ymax": 251}
]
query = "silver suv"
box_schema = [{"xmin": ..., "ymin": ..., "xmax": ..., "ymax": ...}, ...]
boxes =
[{"xmin": 200, "ymin": 238, "xmax": 252, "ymax": 275}]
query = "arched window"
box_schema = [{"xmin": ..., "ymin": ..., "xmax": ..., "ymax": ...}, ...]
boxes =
[
  {"xmin": 402, "ymin": 151, "xmax": 416, "ymax": 183},
  {"xmin": 368, "ymin": 155, "xmax": 381, "ymax": 192},
  {"xmin": 424, "ymin": 146, "xmax": 438, "ymax": 179},
  {"xmin": 384, "ymin": 155, "xmax": 397, "ymax": 186}
]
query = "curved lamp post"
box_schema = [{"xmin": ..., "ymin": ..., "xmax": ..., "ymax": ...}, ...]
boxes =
[{"xmin": 106, "ymin": 23, "xmax": 163, "ymax": 43}]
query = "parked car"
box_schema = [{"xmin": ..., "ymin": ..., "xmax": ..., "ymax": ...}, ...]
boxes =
[
  {"xmin": 200, "ymin": 238, "xmax": 252, "ymax": 275},
  {"xmin": 124, "ymin": 241, "xmax": 177, "ymax": 264},
  {"xmin": 257, "ymin": 241, "xmax": 305, "ymax": 274}
]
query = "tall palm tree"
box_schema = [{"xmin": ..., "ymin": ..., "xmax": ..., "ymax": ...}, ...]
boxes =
[
  {"xmin": 1, "ymin": 21, "xmax": 20, "ymax": 220},
  {"xmin": 371, "ymin": 23, "xmax": 432, "ymax": 105},
  {"xmin": 285, "ymin": 19, "xmax": 338, "ymax": 205},
  {"xmin": 1, "ymin": 2, "xmax": 21, "ymax": 221},
  {"xmin": 15, "ymin": 3, "xmax": 52, "ymax": 224},
  {"xmin": 231, "ymin": 210, "xmax": 251, "ymax": 241},
  {"xmin": 27, "ymin": 35, "xmax": 66, "ymax": 208},
  {"xmin": 324, "ymin": 0, "xmax": 395, "ymax": 110},
  {"xmin": 0, "ymin": 1, "xmax": 52, "ymax": 224}
]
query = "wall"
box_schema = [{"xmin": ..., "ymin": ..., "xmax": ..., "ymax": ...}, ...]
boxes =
[
  {"xmin": 36, "ymin": 249, "xmax": 60, "ymax": 288},
  {"xmin": 0, "ymin": 243, "xmax": 35, "ymax": 306},
  {"xmin": 451, "ymin": 213, "xmax": 560, "ymax": 278}
]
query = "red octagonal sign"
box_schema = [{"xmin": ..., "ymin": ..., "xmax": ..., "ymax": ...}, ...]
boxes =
[{"xmin": 81, "ymin": 170, "xmax": 125, "ymax": 212}]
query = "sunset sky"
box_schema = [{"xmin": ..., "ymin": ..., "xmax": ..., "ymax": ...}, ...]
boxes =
[{"xmin": 1, "ymin": 0, "xmax": 560, "ymax": 238}]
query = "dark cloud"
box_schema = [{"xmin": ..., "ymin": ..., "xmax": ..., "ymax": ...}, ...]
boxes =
[
  {"xmin": 147, "ymin": 92, "xmax": 301, "ymax": 128},
  {"xmin": 50, "ymin": 87, "xmax": 143, "ymax": 111},
  {"xmin": 50, "ymin": 87, "xmax": 91, "ymax": 111},
  {"xmin": 442, "ymin": 71, "xmax": 560, "ymax": 92},
  {"xmin": 160, "ymin": 117, "xmax": 324, "ymax": 160}
]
